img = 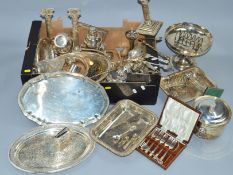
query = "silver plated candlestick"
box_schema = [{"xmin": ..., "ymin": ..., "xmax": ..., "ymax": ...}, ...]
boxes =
[
  {"xmin": 35, "ymin": 8, "xmax": 56, "ymax": 64},
  {"xmin": 136, "ymin": 0, "xmax": 163, "ymax": 36},
  {"xmin": 40, "ymin": 8, "xmax": 55, "ymax": 39},
  {"xmin": 125, "ymin": 29, "xmax": 138, "ymax": 51},
  {"xmin": 68, "ymin": 8, "xmax": 81, "ymax": 50}
]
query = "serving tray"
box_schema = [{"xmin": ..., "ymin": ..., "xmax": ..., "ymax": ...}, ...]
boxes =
[
  {"xmin": 165, "ymin": 22, "xmax": 213, "ymax": 57},
  {"xmin": 9, "ymin": 124, "xmax": 95, "ymax": 173},
  {"xmin": 90, "ymin": 99, "xmax": 158, "ymax": 156},
  {"xmin": 160, "ymin": 67, "xmax": 216, "ymax": 102},
  {"xmin": 18, "ymin": 72, "xmax": 109, "ymax": 126}
]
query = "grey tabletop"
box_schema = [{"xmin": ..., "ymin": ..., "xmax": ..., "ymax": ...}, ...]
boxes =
[{"xmin": 0, "ymin": 0, "xmax": 233, "ymax": 174}]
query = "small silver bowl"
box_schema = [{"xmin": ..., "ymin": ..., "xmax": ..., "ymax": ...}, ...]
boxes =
[{"xmin": 193, "ymin": 95, "xmax": 232, "ymax": 139}]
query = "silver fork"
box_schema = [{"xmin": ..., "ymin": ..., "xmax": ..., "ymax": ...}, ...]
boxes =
[
  {"xmin": 150, "ymin": 127, "xmax": 160, "ymax": 138},
  {"xmin": 151, "ymin": 134, "xmax": 169, "ymax": 159},
  {"xmin": 140, "ymin": 128, "xmax": 161, "ymax": 153},
  {"xmin": 140, "ymin": 138, "xmax": 152, "ymax": 153},
  {"xmin": 158, "ymin": 137, "xmax": 177, "ymax": 164},
  {"xmin": 148, "ymin": 131, "xmax": 165, "ymax": 156}
]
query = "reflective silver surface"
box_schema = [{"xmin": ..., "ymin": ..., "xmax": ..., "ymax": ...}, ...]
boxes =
[
  {"xmin": 35, "ymin": 38, "xmax": 56, "ymax": 64},
  {"xmin": 128, "ymin": 43, "xmax": 146, "ymax": 59},
  {"xmin": 165, "ymin": 22, "xmax": 213, "ymax": 57},
  {"xmin": 54, "ymin": 33, "xmax": 69, "ymax": 48},
  {"xmin": 77, "ymin": 50, "xmax": 110, "ymax": 82},
  {"xmin": 52, "ymin": 33, "xmax": 73, "ymax": 55},
  {"xmin": 40, "ymin": 8, "xmax": 54, "ymax": 39},
  {"xmin": 9, "ymin": 124, "xmax": 95, "ymax": 173},
  {"xmin": 195, "ymin": 96, "xmax": 231, "ymax": 124},
  {"xmin": 91, "ymin": 100, "xmax": 158, "ymax": 156},
  {"xmin": 18, "ymin": 72, "xmax": 109, "ymax": 126},
  {"xmin": 55, "ymin": 49, "xmax": 110, "ymax": 82},
  {"xmin": 83, "ymin": 27, "xmax": 105, "ymax": 51},
  {"xmin": 61, "ymin": 54, "xmax": 89, "ymax": 76},
  {"xmin": 35, "ymin": 8, "xmax": 56, "ymax": 63},
  {"xmin": 35, "ymin": 57, "xmax": 65, "ymax": 73},
  {"xmin": 194, "ymin": 95, "xmax": 232, "ymax": 139},
  {"xmin": 160, "ymin": 67, "xmax": 216, "ymax": 102}
]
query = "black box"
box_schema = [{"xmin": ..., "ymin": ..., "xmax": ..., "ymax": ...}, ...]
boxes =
[{"xmin": 21, "ymin": 20, "xmax": 161, "ymax": 105}]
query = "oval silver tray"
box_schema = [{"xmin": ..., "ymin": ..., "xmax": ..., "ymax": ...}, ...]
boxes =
[
  {"xmin": 18, "ymin": 72, "xmax": 109, "ymax": 126},
  {"xmin": 165, "ymin": 22, "xmax": 213, "ymax": 57},
  {"xmin": 9, "ymin": 124, "xmax": 95, "ymax": 173}
]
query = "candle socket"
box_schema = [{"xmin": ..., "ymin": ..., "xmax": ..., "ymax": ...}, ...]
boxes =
[{"xmin": 125, "ymin": 29, "xmax": 138, "ymax": 50}]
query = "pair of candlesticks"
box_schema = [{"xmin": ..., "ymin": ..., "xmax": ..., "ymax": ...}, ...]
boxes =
[
  {"xmin": 37, "ymin": 0, "xmax": 162, "ymax": 60},
  {"xmin": 36, "ymin": 8, "xmax": 105, "ymax": 64},
  {"xmin": 40, "ymin": 8, "xmax": 80, "ymax": 52}
]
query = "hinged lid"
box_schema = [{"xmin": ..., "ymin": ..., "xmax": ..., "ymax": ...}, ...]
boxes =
[{"xmin": 159, "ymin": 96, "xmax": 200, "ymax": 143}]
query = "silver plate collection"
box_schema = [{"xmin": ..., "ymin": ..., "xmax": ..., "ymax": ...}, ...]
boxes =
[{"xmin": 10, "ymin": 0, "xmax": 231, "ymax": 173}]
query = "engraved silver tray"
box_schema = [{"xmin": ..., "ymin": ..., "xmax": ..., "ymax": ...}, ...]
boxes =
[
  {"xmin": 18, "ymin": 72, "xmax": 109, "ymax": 126},
  {"xmin": 9, "ymin": 124, "xmax": 95, "ymax": 173},
  {"xmin": 90, "ymin": 99, "xmax": 158, "ymax": 156}
]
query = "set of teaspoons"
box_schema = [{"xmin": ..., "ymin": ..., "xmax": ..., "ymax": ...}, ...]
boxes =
[{"xmin": 138, "ymin": 127, "xmax": 180, "ymax": 166}]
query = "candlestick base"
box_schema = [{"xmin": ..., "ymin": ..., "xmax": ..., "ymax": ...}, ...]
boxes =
[{"xmin": 136, "ymin": 20, "xmax": 163, "ymax": 36}]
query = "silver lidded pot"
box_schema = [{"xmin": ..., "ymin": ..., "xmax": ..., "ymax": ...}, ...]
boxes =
[{"xmin": 193, "ymin": 95, "xmax": 231, "ymax": 139}]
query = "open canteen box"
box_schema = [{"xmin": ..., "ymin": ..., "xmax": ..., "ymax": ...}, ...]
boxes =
[{"xmin": 137, "ymin": 96, "xmax": 201, "ymax": 169}]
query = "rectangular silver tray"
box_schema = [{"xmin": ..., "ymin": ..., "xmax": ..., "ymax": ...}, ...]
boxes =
[
  {"xmin": 160, "ymin": 67, "xmax": 216, "ymax": 102},
  {"xmin": 90, "ymin": 99, "xmax": 158, "ymax": 156}
]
